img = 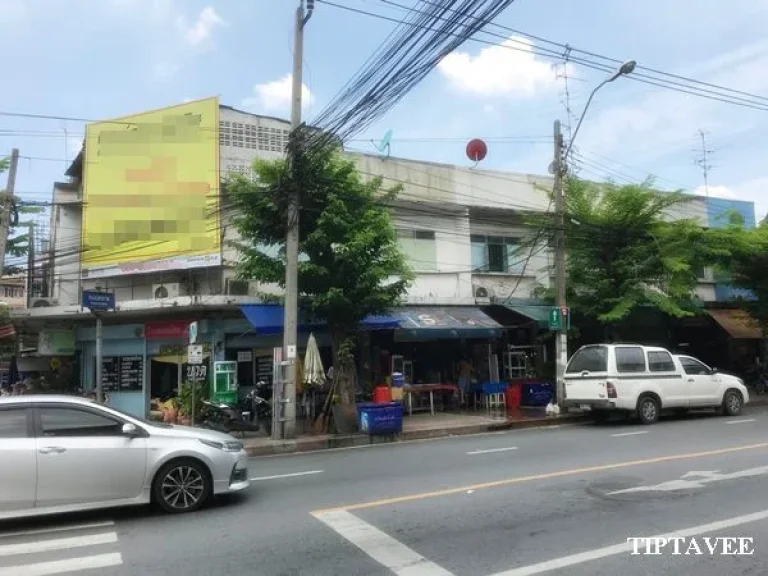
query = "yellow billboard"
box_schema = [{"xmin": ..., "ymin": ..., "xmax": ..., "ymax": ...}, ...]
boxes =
[{"xmin": 82, "ymin": 97, "xmax": 220, "ymax": 277}]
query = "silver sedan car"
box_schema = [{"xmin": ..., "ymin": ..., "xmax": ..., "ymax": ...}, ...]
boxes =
[{"xmin": 0, "ymin": 395, "xmax": 250, "ymax": 520}]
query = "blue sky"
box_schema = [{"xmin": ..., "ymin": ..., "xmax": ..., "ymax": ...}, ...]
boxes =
[{"xmin": 3, "ymin": 0, "xmax": 768, "ymax": 219}]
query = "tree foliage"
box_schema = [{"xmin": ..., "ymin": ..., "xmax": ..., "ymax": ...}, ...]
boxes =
[
  {"xmin": 536, "ymin": 178, "xmax": 720, "ymax": 323},
  {"xmin": 228, "ymin": 143, "xmax": 412, "ymax": 404},
  {"xmin": 0, "ymin": 156, "xmax": 43, "ymax": 275},
  {"xmin": 713, "ymin": 220, "xmax": 768, "ymax": 335}
]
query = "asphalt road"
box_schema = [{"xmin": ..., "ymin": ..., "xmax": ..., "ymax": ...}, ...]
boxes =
[{"xmin": 4, "ymin": 406, "xmax": 768, "ymax": 575}]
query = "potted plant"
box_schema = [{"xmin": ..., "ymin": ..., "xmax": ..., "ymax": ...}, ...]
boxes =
[{"xmin": 178, "ymin": 381, "xmax": 207, "ymax": 425}]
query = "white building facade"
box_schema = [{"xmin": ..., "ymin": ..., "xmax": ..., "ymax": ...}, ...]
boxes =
[{"xmin": 11, "ymin": 104, "xmax": 758, "ymax": 416}]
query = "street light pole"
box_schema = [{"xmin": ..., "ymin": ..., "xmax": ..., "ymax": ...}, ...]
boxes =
[
  {"xmin": 281, "ymin": 0, "xmax": 314, "ymax": 440},
  {"xmin": 553, "ymin": 60, "xmax": 635, "ymax": 407}
]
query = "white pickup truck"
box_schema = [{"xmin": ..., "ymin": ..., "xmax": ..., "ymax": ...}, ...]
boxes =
[{"xmin": 562, "ymin": 344, "xmax": 749, "ymax": 424}]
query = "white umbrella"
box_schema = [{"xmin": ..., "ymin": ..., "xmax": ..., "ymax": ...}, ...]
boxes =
[{"xmin": 303, "ymin": 333, "xmax": 325, "ymax": 387}]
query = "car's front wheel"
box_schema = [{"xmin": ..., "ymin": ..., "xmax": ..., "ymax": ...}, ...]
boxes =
[
  {"xmin": 153, "ymin": 458, "xmax": 211, "ymax": 514},
  {"xmin": 722, "ymin": 389, "xmax": 744, "ymax": 417}
]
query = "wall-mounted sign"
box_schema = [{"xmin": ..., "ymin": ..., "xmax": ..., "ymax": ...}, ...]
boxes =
[
  {"xmin": 99, "ymin": 355, "xmax": 143, "ymax": 392},
  {"xmin": 82, "ymin": 290, "xmax": 115, "ymax": 312},
  {"xmin": 145, "ymin": 321, "xmax": 189, "ymax": 340},
  {"xmin": 237, "ymin": 350, "xmax": 253, "ymax": 363},
  {"xmin": 38, "ymin": 329, "xmax": 76, "ymax": 356}
]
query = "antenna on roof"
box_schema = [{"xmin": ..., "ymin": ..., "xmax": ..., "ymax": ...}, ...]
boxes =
[{"xmin": 371, "ymin": 129, "xmax": 393, "ymax": 157}]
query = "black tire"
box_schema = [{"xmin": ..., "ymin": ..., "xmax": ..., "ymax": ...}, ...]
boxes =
[
  {"xmin": 152, "ymin": 458, "xmax": 211, "ymax": 514},
  {"xmin": 722, "ymin": 389, "xmax": 743, "ymax": 417},
  {"xmin": 637, "ymin": 395, "xmax": 660, "ymax": 425}
]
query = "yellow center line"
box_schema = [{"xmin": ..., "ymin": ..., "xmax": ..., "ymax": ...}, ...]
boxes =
[{"xmin": 311, "ymin": 441, "xmax": 768, "ymax": 515}]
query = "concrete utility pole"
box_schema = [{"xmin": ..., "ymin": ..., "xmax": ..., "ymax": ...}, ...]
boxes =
[
  {"xmin": 281, "ymin": 0, "xmax": 314, "ymax": 440},
  {"xmin": 552, "ymin": 121, "xmax": 567, "ymax": 405},
  {"xmin": 0, "ymin": 148, "xmax": 19, "ymax": 276},
  {"xmin": 553, "ymin": 60, "xmax": 636, "ymax": 407}
]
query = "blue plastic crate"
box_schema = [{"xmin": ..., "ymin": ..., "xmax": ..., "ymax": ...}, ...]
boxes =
[{"xmin": 357, "ymin": 402, "xmax": 403, "ymax": 435}]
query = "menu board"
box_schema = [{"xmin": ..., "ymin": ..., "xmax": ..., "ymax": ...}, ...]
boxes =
[
  {"xmin": 101, "ymin": 357, "xmax": 119, "ymax": 391},
  {"xmin": 100, "ymin": 356, "xmax": 143, "ymax": 392},
  {"xmin": 119, "ymin": 356, "xmax": 143, "ymax": 391},
  {"xmin": 256, "ymin": 356, "xmax": 273, "ymax": 387}
]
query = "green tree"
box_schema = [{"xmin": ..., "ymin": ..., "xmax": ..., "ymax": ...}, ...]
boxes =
[
  {"xmin": 715, "ymin": 220, "xmax": 768, "ymax": 335},
  {"xmin": 228, "ymin": 143, "xmax": 412, "ymax": 405},
  {"xmin": 0, "ymin": 156, "xmax": 42, "ymax": 275},
  {"xmin": 535, "ymin": 178, "xmax": 720, "ymax": 324}
]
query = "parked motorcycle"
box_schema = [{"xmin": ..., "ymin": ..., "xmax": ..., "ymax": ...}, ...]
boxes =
[
  {"xmin": 249, "ymin": 381, "xmax": 273, "ymax": 436},
  {"xmin": 200, "ymin": 398, "xmax": 260, "ymax": 437}
]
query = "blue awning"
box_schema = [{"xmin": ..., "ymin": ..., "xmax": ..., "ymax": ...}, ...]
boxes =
[
  {"xmin": 240, "ymin": 305, "xmax": 400, "ymax": 335},
  {"xmin": 393, "ymin": 306, "xmax": 502, "ymax": 341}
]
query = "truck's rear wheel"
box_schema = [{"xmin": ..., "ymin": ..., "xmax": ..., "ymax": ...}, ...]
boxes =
[{"xmin": 637, "ymin": 395, "xmax": 660, "ymax": 425}]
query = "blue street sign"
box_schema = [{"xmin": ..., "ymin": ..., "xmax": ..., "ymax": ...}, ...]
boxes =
[{"xmin": 82, "ymin": 291, "xmax": 115, "ymax": 312}]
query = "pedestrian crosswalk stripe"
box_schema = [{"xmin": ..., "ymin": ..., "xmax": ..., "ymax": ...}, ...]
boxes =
[
  {"xmin": 0, "ymin": 520, "xmax": 114, "ymax": 540},
  {"xmin": 0, "ymin": 532, "xmax": 118, "ymax": 558},
  {"xmin": 0, "ymin": 552, "xmax": 123, "ymax": 576}
]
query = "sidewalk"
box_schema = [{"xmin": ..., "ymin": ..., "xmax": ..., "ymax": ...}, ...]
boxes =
[{"xmin": 243, "ymin": 407, "xmax": 585, "ymax": 457}]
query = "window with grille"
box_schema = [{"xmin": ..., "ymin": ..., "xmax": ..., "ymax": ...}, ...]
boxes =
[{"xmin": 470, "ymin": 235, "xmax": 524, "ymax": 273}]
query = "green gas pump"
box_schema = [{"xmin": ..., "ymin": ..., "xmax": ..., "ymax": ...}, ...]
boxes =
[{"xmin": 213, "ymin": 361, "xmax": 238, "ymax": 405}]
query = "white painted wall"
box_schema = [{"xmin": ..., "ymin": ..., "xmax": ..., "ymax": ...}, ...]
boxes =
[
  {"xmin": 44, "ymin": 109, "xmax": 732, "ymax": 313},
  {"xmin": 51, "ymin": 183, "xmax": 83, "ymax": 306},
  {"xmin": 350, "ymin": 152, "xmax": 551, "ymax": 212}
]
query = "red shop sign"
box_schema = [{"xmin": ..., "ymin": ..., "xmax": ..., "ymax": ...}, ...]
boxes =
[{"xmin": 145, "ymin": 321, "xmax": 189, "ymax": 340}]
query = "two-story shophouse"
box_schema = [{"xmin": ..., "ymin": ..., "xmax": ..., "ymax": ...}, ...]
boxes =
[{"xmin": 10, "ymin": 97, "xmax": 760, "ymax": 417}]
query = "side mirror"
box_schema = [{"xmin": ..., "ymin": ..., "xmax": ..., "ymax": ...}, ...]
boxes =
[
  {"xmin": 711, "ymin": 368, "xmax": 718, "ymax": 375},
  {"xmin": 122, "ymin": 423, "xmax": 140, "ymax": 437}
]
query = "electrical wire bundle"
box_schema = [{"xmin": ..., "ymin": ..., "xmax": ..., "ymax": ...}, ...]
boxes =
[{"xmin": 303, "ymin": 0, "xmax": 517, "ymax": 151}]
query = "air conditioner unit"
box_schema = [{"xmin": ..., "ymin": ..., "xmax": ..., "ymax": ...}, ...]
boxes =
[
  {"xmin": 30, "ymin": 297, "xmax": 59, "ymax": 308},
  {"xmin": 474, "ymin": 285, "xmax": 492, "ymax": 304},
  {"xmin": 225, "ymin": 279, "xmax": 249, "ymax": 296},
  {"xmin": 152, "ymin": 283, "xmax": 181, "ymax": 299}
]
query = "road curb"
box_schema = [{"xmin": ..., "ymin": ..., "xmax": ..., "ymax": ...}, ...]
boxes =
[{"xmin": 245, "ymin": 414, "xmax": 588, "ymax": 457}]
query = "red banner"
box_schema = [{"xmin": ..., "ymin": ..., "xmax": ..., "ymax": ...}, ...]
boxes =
[{"xmin": 145, "ymin": 321, "xmax": 189, "ymax": 340}]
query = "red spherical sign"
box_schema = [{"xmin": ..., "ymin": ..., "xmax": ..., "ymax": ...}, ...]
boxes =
[{"xmin": 466, "ymin": 138, "xmax": 488, "ymax": 162}]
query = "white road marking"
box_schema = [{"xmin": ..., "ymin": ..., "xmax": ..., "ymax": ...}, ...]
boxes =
[
  {"xmin": 0, "ymin": 532, "xmax": 117, "ymax": 558},
  {"xmin": 608, "ymin": 464, "xmax": 768, "ymax": 495},
  {"xmin": 467, "ymin": 447, "xmax": 518, "ymax": 455},
  {"xmin": 0, "ymin": 520, "xmax": 114, "ymax": 539},
  {"xmin": 489, "ymin": 508, "xmax": 768, "ymax": 576},
  {"xmin": 312, "ymin": 510, "xmax": 455, "ymax": 576},
  {"xmin": 250, "ymin": 469, "xmax": 324, "ymax": 481},
  {"xmin": 0, "ymin": 552, "xmax": 123, "ymax": 576},
  {"xmin": 726, "ymin": 418, "xmax": 756, "ymax": 424},
  {"xmin": 610, "ymin": 431, "xmax": 648, "ymax": 437}
]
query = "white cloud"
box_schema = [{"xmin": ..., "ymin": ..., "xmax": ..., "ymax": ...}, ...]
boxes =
[
  {"xmin": 242, "ymin": 75, "xmax": 314, "ymax": 114},
  {"xmin": 438, "ymin": 37, "xmax": 564, "ymax": 98},
  {"xmin": 177, "ymin": 6, "xmax": 226, "ymax": 46}
]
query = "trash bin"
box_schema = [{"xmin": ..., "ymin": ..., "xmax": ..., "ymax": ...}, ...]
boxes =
[
  {"xmin": 522, "ymin": 381, "xmax": 554, "ymax": 406},
  {"xmin": 357, "ymin": 402, "xmax": 403, "ymax": 435}
]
